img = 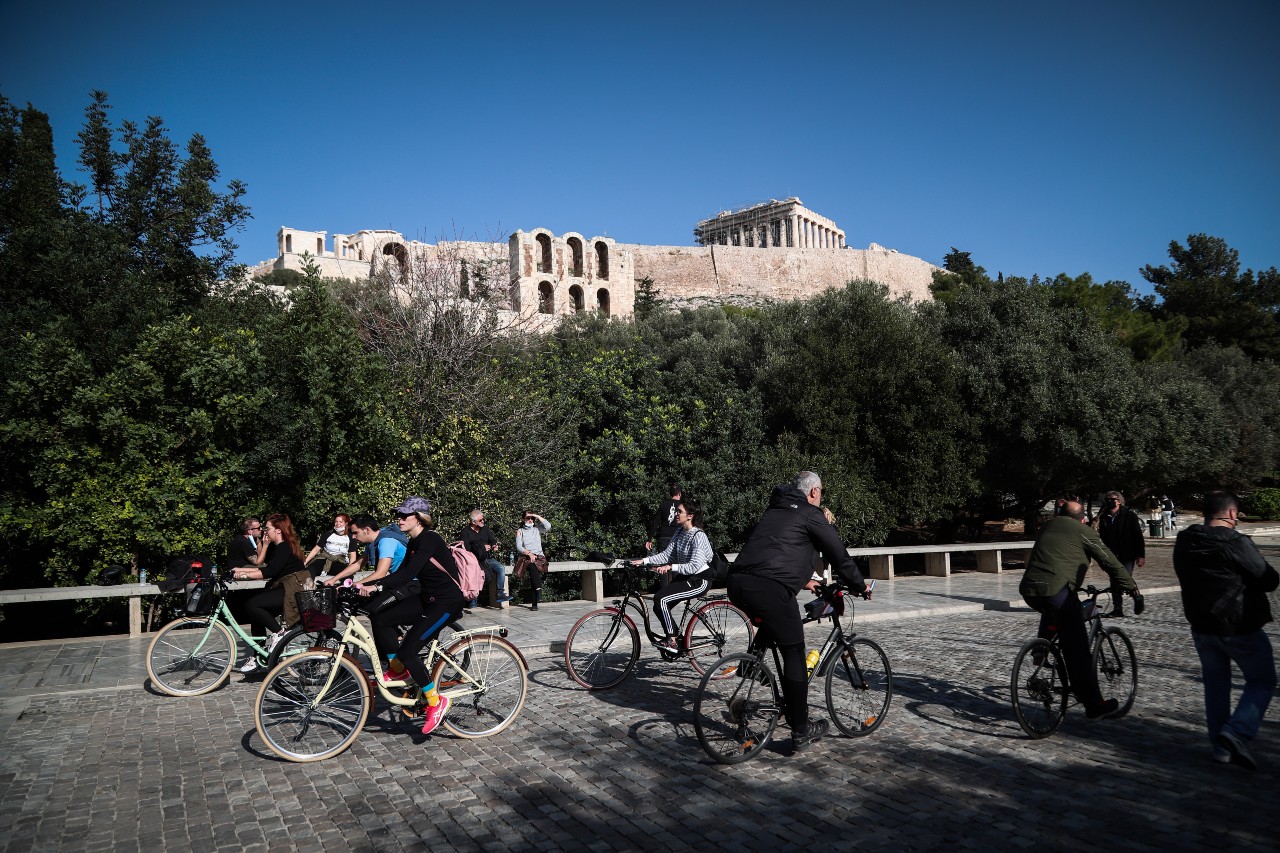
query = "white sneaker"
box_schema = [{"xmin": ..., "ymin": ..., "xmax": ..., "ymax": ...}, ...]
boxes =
[
  {"xmin": 266, "ymin": 630, "xmax": 284, "ymax": 652},
  {"xmin": 238, "ymin": 658, "xmax": 259, "ymax": 673}
]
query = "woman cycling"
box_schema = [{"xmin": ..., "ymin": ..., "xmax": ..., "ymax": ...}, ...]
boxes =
[
  {"xmin": 231, "ymin": 513, "xmax": 309, "ymax": 671},
  {"xmin": 629, "ymin": 496, "xmax": 713, "ymax": 652},
  {"xmin": 357, "ymin": 496, "xmax": 464, "ymax": 735}
]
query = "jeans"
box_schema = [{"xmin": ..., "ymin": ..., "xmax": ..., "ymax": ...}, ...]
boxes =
[
  {"xmin": 482, "ymin": 557, "xmax": 507, "ymax": 596},
  {"xmin": 1192, "ymin": 629, "xmax": 1276, "ymax": 744}
]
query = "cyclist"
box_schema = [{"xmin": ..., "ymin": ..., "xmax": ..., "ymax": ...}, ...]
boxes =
[
  {"xmin": 727, "ymin": 471, "xmax": 869, "ymax": 752},
  {"xmin": 1019, "ymin": 500, "xmax": 1140, "ymax": 720},
  {"xmin": 628, "ymin": 495, "xmax": 713, "ymax": 652},
  {"xmin": 356, "ymin": 496, "xmax": 464, "ymax": 735},
  {"xmin": 323, "ymin": 514, "xmax": 408, "ymax": 587}
]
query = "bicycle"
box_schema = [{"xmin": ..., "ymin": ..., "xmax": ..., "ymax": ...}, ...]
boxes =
[
  {"xmin": 1010, "ymin": 584, "xmax": 1141, "ymax": 738},
  {"xmin": 564, "ymin": 557, "xmax": 754, "ymax": 689},
  {"xmin": 692, "ymin": 581, "xmax": 891, "ymax": 764},
  {"xmin": 145, "ymin": 568, "xmax": 281, "ymax": 696},
  {"xmin": 253, "ymin": 586, "xmax": 528, "ymax": 762}
]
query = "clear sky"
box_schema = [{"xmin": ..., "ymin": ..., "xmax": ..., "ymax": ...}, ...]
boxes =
[{"xmin": 2, "ymin": 0, "xmax": 1277, "ymax": 292}]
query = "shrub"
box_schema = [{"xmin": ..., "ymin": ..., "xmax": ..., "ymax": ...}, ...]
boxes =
[{"xmin": 1242, "ymin": 488, "xmax": 1280, "ymax": 520}]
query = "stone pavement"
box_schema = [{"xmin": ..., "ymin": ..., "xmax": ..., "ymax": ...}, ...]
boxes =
[{"xmin": 0, "ymin": 530, "xmax": 1277, "ymax": 851}]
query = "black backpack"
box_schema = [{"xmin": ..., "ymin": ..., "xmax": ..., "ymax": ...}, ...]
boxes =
[{"xmin": 709, "ymin": 550, "xmax": 732, "ymax": 589}]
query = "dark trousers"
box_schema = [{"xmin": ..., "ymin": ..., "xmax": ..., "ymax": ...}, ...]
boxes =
[
  {"xmin": 728, "ymin": 573, "xmax": 810, "ymax": 729},
  {"xmin": 1025, "ymin": 587, "xmax": 1104, "ymax": 711},
  {"xmin": 244, "ymin": 588, "xmax": 285, "ymax": 636}
]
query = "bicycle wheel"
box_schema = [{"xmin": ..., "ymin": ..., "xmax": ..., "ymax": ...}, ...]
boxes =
[
  {"xmin": 693, "ymin": 653, "xmax": 782, "ymax": 764},
  {"xmin": 564, "ymin": 608, "xmax": 640, "ymax": 689},
  {"xmin": 1011, "ymin": 638, "xmax": 1068, "ymax": 738},
  {"xmin": 1094, "ymin": 626, "xmax": 1137, "ymax": 716},
  {"xmin": 825, "ymin": 637, "xmax": 892, "ymax": 737},
  {"xmin": 433, "ymin": 635, "xmax": 529, "ymax": 738},
  {"xmin": 146, "ymin": 617, "xmax": 236, "ymax": 696},
  {"xmin": 264, "ymin": 623, "xmax": 349, "ymax": 671},
  {"xmin": 255, "ymin": 651, "xmax": 370, "ymax": 762},
  {"xmin": 685, "ymin": 601, "xmax": 755, "ymax": 678}
]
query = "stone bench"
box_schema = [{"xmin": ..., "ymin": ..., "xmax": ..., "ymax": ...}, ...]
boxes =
[{"xmin": 849, "ymin": 542, "xmax": 1035, "ymax": 580}]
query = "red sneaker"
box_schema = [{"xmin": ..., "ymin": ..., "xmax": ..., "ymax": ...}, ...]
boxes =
[{"xmin": 421, "ymin": 695, "xmax": 451, "ymax": 735}]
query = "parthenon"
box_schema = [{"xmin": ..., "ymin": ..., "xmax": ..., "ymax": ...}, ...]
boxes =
[{"xmin": 693, "ymin": 197, "xmax": 845, "ymax": 249}]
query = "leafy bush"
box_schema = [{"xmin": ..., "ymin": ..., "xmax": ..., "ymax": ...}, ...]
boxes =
[{"xmin": 1243, "ymin": 488, "xmax": 1280, "ymax": 520}]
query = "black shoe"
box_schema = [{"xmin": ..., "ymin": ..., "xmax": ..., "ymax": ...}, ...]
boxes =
[
  {"xmin": 1106, "ymin": 610, "xmax": 1126, "ymax": 618},
  {"xmin": 1085, "ymin": 698, "xmax": 1120, "ymax": 721},
  {"xmin": 791, "ymin": 718, "xmax": 829, "ymax": 752},
  {"xmin": 530, "ymin": 604, "xmax": 538, "ymax": 611},
  {"xmin": 1216, "ymin": 729, "xmax": 1258, "ymax": 770}
]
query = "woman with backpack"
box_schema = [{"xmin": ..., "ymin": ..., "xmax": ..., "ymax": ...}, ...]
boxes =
[
  {"xmin": 356, "ymin": 496, "xmax": 464, "ymax": 735},
  {"xmin": 628, "ymin": 496, "xmax": 713, "ymax": 652}
]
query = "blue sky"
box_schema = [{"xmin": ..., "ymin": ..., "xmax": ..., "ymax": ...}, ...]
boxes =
[{"xmin": 2, "ymin": 0, "xmax": 1277, "ymax": 292}]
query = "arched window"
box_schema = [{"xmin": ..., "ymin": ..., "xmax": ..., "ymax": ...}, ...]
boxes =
[
  {"xmin": 595, "ymin": 241, "xmax": 609, "ymax": 280},
  {"xmin": 596, "ymin": 288, "xmax": 610, "ymax": 317},
  {"xmin": 538, "ymin": 281, "xmax": 554, "ymax": 314},
  {"xmin": 537, "ymin": 233, "xmax": 552, "ymax": 274},
  {"xmin": 383, "ymin": 242, "xmax": 407, "ymax": 274},
  {"xmin": 569, "ymin": 284, "xmax": 584, "ymax": 312},
  {"xmin": 567, "ymin": 237, "xmax": 584, "ymax": 277}
]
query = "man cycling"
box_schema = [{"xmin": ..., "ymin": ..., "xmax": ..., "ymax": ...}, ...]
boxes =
[{"xmin": 728, "ymin": 471, "xmax": 869, "ymax": 752}]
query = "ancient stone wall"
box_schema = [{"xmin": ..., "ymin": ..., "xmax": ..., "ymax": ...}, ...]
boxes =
[{"xmin": 628, "ymin": 242, "xmax": 936, "ymax": 304}]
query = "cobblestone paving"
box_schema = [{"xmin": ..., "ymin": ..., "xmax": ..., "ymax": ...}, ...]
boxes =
[{"xmin": 1, "ymin": 543, "xmax": 1277, "ymax": 852}]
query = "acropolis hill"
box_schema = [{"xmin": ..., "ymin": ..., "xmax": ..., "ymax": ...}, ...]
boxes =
[{"xmin": 250, "ymin": 198, "xmax": 940, "ymax": 320}]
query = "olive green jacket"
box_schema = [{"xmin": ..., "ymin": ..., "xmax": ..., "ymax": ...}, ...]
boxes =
[{"xmin": 1020, "ymin": 515, "xmax": 1136, "ymax": 599}]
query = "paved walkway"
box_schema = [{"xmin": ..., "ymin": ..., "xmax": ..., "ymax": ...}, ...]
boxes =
[{"xmin": 0, "ymin": 529, "xmax": 1277, "ymax": 851}]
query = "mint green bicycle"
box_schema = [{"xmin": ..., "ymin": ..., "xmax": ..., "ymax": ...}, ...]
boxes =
[{"xmin": 145, "ymin": 570, "xmax": 282, "ymax": 696}]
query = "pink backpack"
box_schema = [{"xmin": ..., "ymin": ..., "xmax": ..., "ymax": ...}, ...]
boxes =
[{"xmin": 432, "ymin": 542, "xmax": 486, "ymax": 601}]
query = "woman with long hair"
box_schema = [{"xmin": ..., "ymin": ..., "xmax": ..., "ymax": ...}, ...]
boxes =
[
  {"xmin": 629, "ymin": 496, "xmax": 713, "ymax": 651},
  {"xmin": 231, "ymin": 513, "xmax": 309, "ymax": 671}
]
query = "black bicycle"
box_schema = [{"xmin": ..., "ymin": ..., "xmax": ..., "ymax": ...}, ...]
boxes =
[
  {"xmin": 692, "ymin": 581, "xmax": 891, "ymax": 764},
  {"xmin": 565, "ymin": 557, "xmax": 754, "ymax": 689},
  {"xmin": 1010, "ymin": 584, "xmax": 1141, "ymax": 738}
]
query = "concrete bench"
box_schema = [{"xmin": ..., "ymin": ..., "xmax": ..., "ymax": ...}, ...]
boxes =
[{"xmin": 850, "ymin": 542, "xmax": 1035, "ymax": 580}]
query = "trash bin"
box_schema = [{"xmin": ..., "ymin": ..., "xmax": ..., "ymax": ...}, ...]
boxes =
[{"xmin": 1147, "ymin": 519, "xmax": 1164, "ymax": 538}]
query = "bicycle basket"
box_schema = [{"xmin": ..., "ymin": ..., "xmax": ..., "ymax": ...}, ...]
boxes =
[
  {"xmin": 184, "ymin": 579, "xmax": 215, "ymax": 616},
  {"xmin": 296, "ymin": 587, "xmax": 337, "ymax": 631}
]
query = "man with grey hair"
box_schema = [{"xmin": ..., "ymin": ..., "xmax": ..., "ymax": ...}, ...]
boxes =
[
  {"xmin": 729, "ymin": 471, "xmax": 869, "ymax": 753},
  {"xmin": 1096, "ymin": 490, "xmax": 1145, "ymax": 617},
  {"xmin": 458, "ymin": 508, "xmax": 512, "ymax": 608}
]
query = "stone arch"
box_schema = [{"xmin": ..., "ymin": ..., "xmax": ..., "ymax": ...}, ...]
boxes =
[
  {"xmin": 383, "ymin": 242, "xmax": 408, "ymax": 275},
  {"xmin": 566, "ymin": 236, "xmax": 584, "ymax": 277},
  {"xmin": 569, "ymin": 284, "xmax": 584, "ymax": 312},
  {"xmin": 536, "ymin": 232, "xmax": 553, "ymax": 274},
  {"xmin": 596, "ymin": 288, "xmax": 610, "ymax": 317},
  {"xmin": 538, "ymin": 280, "xmax": 554, "ymax": 314},
  {"xmin": 595, "ymin": 241, "xmax": 609, "ymax": 280}
]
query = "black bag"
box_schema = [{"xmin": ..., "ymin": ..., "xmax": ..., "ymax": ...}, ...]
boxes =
[
  {"xmin": 709, "ymin": 551, "xmax": 732, "ymax": 589},
  {"xmin": 185, "ymin": 578, "xmax": 215, "ymax": 615},
  {"xmin": 157, "ymin": 554, "xmax": 213, "ymax": 593}
]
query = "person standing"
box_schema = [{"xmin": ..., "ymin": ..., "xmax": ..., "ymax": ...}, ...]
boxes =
[
  {"xmin": 1173, "ymin": 490, "xmax": 1278, "ymax": 770},
  {"xmin": 1161, "ymin": 495, "xmax": 1177, "ymax": 533},
  {"xmin": 458, "ymin": 509, "xmax": 512, "ymax": 608},
  {"xmin": 515, "ymin": 511, "xmax": 551, "ymax": 612},
  {"xmin": 1019, "ymin": 500, "xmax": 1139, "ymax": 720},
  {"xmin": 1096, "ymin": 491, "xmax": 1146, "ymax": 617},
  {"xmin": 646, "ymin": 483, "xmax": 683, "ymax": 554}
]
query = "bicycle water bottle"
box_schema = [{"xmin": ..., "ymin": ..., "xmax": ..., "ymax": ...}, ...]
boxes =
[
  {"xmin": 139, "ymin": 566, "xmax": 147, "ymax": 584},
  {"xmin": 805, "ymin": 649, "xmax": 820, "ymax": 677}
]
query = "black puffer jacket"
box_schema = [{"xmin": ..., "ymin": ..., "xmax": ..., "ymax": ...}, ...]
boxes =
[
  {"xmin": 731, "ymin": 485, "xmax": 866, "ymax": 595},
  {"xmin": 1173, "ymin": 524, "xmax": 1277, "ymax": 635}
]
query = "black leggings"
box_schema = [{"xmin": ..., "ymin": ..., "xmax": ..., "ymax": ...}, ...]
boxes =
[
  {"xmin": 653, "ymin": 575, "xmax": 709, "ymax": 636},
  {"xmin": 727, "ymin": 573, "xmax": 809, "ymax": 729},
  {"xmin": 244, "ymin": 588, "xmax": 285, "ymax": 636},
  {"xmin": 395, "ymin": 596, "xmax": 465, "ymax": 687}
]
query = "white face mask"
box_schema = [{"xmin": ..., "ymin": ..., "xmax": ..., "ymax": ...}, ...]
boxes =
[
  {"xmin": 334, "ymin": 524, "xmax": 346, "ymax": 533},
  {"xmin": 523, "ymin": 521, "xmax": 534, "ymax": 528}
]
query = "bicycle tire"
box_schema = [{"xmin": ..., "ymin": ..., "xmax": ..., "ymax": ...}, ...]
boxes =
[
  {"xmin": 693, "ymin": 652, "xmax": 781, "ymax": 764},
  {"xmin": 1011, "ymin": 637, "xmax": 1068, "ymax": 738},
  {"xmin": 264, "ymin": 623, "xmax": 349, "ymax": 671},
  {"xmin": 254, "ymin": 651, "xmax": 370, "ymax": 762},
  {"xmin": 433, "ymin": 634, "xmax": 529, "ymax": 738},
  {"xmin": 825, "ymin": 637, "xmax": 892, "ymax": 737},
  {"xmin": 1094, "ymin": 626, "xmax": 1137, "ymax": 716},
  {"xmin": 146, "ymin": 616, "xmax": 236, "ymax": 697},
  {"xmin": 564, "ymin": 608, "xmax": 640, "ymax": 689},
  {"xmin": 685, "ymin": 601, "xmax": 755, "ymax": 678}
]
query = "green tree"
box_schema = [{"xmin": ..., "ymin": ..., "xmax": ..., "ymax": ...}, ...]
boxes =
[{"xmin": 1143, "ymin": 234, "xmax": 1280, "ymax": 361}]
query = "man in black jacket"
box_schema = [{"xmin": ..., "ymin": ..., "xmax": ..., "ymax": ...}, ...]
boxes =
[
  {"xmin": 458, "ymin": 509, "xmax": 512, "ymax": 608},
  {"xmin": 729, "ymin": 471, "xmax": 869, "ymax": 752},
  {"xmin": 1173, "ymin": 490, "xmax": 1278, "ymax": 770},
  {"xmin": 1096, "ymin": 490, "xmax": 1146, "ymax": 617},
  {"xmin": 646, "ymin": 483, "xmax": 682, "ymax": 554}
]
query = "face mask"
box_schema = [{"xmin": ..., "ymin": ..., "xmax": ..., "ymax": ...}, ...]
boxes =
[
  {"xmin": 335, "ymin": 525, "xmax": 346, "ymax": 533},
  {"xmin": 523, "ymin": 521, "xmax": 534, "ymax": 528}
]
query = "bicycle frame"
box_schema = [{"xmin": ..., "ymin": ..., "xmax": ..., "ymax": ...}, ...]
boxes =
[
  {"xmin": 306, "ymin": 611, "xmax": 500, "ymax": 709},
  {"xmin": 756, "ymin": 594, "xmax": 863, "ymax": 685},
  {"xmin": 607, "ymin": 564, "xmax": 727, "ymax": 649}
]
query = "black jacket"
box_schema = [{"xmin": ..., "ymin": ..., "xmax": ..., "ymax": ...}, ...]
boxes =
[
  {"xmin": 731, "ymin": 485, "xmax": 866, "ymax": 595},
  {"xmin": 648, "ymin": 498, "xmax": 681, "ymax": 544},
  {"xmin": 1173, "ymin": 524, "xmax": 1277, "ymax": 635},
  {"xmin": 458, "ymin": 524, "xmax": 497, "ymax": 564},
  {"xmin": 1097, "ymin": 508, "xmax": 1145, "ymax": 563}
]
